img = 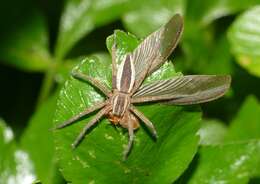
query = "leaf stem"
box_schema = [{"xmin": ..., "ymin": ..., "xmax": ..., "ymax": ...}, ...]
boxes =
[{"xmin": 36, "ymin": 63, "xmax": 57, "ymax": 108}]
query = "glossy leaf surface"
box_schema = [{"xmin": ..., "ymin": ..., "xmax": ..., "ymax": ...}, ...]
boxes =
[
  {"xmin": 189, "ymin": 141, "xmax": 260, "ymax": 184},
  {"xmin": 228, "ymin": 6, "xmax": 260, "ymax": 77}
]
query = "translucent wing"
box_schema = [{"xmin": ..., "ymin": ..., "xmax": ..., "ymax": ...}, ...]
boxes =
[
  {"xmin": 132, "ymin": 75, "xmax": 231, "ymax": 105},
  {"xmin": 131, "ymin": 14, "xmax": 183, "ymax": 93}
]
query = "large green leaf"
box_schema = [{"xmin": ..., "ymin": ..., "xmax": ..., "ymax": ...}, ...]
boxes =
[
  {"xmin": 224, "ymin": 96, "xmax": 260, "ymax": 141},
  {"xmin": 0, "ymin": 11, "xmax": 51, "ymax": 72},
  {"xmin": 53, "ymin": 31, "xmax": 201, "ymax": 183},
  {"xmin": 55, "ymin": 0, "xmax": 130, "ymax": 60},
  {"xmin": 228, "ymin": 6, "xmax": 260, "ymax": 77},
  {"xmin": 189, "ymin": 140, "xmax": 260, "ymax": 184},
  {"xmin": 188, "ymin": 96, "xmax": 260, "ymax": 183},
  {"xmin": 198, "ymin": 119, "xmax": 227, "ymax": 146},
  {"xmin": 123, "ymin": 0, "xmax": 185, "ymax": 37},
  {"xmin": 20, "ymin": 94, "xmax": 63, "ymax": 184},
  {"xmin": 225, "ymin": 96, "xmax": 260, "ymax": 177},
  {"xmin": 0, "ymin": 119, "xmax": 36, "ymax": 183}
]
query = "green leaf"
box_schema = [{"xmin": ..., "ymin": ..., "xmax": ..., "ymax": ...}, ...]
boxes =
[
  {"xmin": 55, "ymin": 0, "xmax": 130, "ymax": 60},
  {"xmin": 123, "ymin": 0, "xmax": 260, "ymax": 37},
  {"xmin": 0, "ymin": 11, "xmax": 51, "ymax": 72},
  {"xmin": 20, "ymin": 94, "xmax": 63, "ymax": 184},
  {"xmin": 181, "ymin": 24, "xmax": 233, "ymax": 75},
  {"xmin": 189, "ymin": 140, "xmax": 260, "ymax": 184},
  {"xmin": 189, "ymin": 96, "xmax": 260, "ymax": 183},
  {"xmin": 106, "ymin": 30, "xmax": 140, "ymax": 64},
  {"xmin": 186, "ymin": 0, "xmax": 260, "ymax": 26},
  {"xmin": 198, "ymin": 119, "xmax": 227, "ymax": 146},
  {"xmin": 53, "ymin": 31, "xmax": 201, "ymax": 183},
  {"xmin": 225, "ymin": 96, "xmax": 260, "ymax": 142},
  {"xmin": 224, "ymin": 95, "xmax": 260, "ymax": 177},
  {"xmin": 228, "ymin": 6, "xmax": 260, "ymax": 77},
  {"xmin": 57, "ymin": 53, "xmax": 111, "ymax": 84},
  {"xmin": 123, "ymin": 0, "xmax": 185, "ymax": 37},
  {"xmin": 0, "ymin": 119, "xmax": 36, "ymax": 183},
  {"xmin": 205, "ymin": 35, "xmax": 233, "ymax": 75}
]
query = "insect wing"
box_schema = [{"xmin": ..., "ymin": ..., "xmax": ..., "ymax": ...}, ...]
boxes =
[
  {"xmin": 148, "ymin": 14, "xmax": 183, "ymax": 74},
  {"xmin": 131, "ymin": 14, "xmax": 183, "ymax": 92},
  {"xmin": 132, "ymin": 75, "xmax": 231, "ymax": 105}
]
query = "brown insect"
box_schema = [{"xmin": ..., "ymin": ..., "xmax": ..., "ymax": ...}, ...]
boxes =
[{"xmin": 54, "ymin": 14, "xmax": 231, "ymax": 159}]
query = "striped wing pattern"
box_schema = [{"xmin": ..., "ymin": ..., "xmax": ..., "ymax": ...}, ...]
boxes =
[
  {"xmin": 147, "ymin": 14, "xmax": 183, "ymax": 74},
  {"xmin": 130, "ymin": 14, "xmax": 183, "ymax": 93},
  {"xmin": 130, "ymin": 29, "xmax": 162, "ymax": 93},
  {"xmin": 132, "ymin": 75, "xmax": 231, "ymax": 105},
  {"xmin": 131, "ymin": 32, "xmax": 160, "ymax": 84}
]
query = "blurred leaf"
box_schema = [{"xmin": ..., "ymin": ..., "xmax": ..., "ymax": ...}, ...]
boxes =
[
  {"xmin": 189, "ymin": 140, "xmax": 260, "ymax": 184},
  {"xmin": 225, "ymin": 96, "xmax": 260, "ymax": 141},
  {"xmin": 181, "ymin": 24, "xmax": 214, "ymax": 73},
  {"xmin": 0, "ymin": 119, "xmax": 36, "ymax": 183},
  {"xmin": 182, "ymin": 24, "xmax": 233, "ymax": 75},
  {"xmin": 224, "ymin": 95, "xmax": 260, "ymax": 177},
  {"xmin": 124, "ymin": 0, "xmax": 260, "ymax": 37},
  {"xmin": 53, "ymin": 31, "xmax": 201, "ymax": 183},
  {"xmin": 198, "ymin": 119, "xmax": 227, "ymax": 146},
  {"xmin": 0, "ymin": 11, "xmax": 51, "ymax": 72},
  {"xmin": 190, "ymin": 96, "xmax": 260, "ymax": 183},
  {"xmin": 186, "ymin": 0, "xmax": 260, "ymax": 26},
  {"xmin": 55, "ymin": 0, "xmax": 130, "ymax": 60},
  {"xmin": 123, "ymin": 0, "xmax": 185, "ymax": 37},
  {"xmin": 184, "ymin": 1, "xmax": 260, "ymax": 76},
  {"xmin": 228, "ymin": 6, "xmax": 260, "ymax": 77},
  {"xmin": 205, "ymin": 35, "xmax": 234, "ymax": 74},
  {"xmin": 20, "ymin": 94, "xmax": 63, "ymax": 184}
]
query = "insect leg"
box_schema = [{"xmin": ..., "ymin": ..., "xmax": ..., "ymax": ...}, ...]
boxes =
[
  {"xmin": 53, "ymin": 101, "xmax": 107, "ymax": 130},
  {"xmin": 123, "ymin": 115, "xmax": 134, "ymax": 160},
  {"xmin": 130, "ymin": 105, "xmax": 158, "ymax": 138},
  {"xmin": 71, "ymin": 70, "xmax": 111, "ymax": 97},
  {"xmin": 71, "ymin": 106, "xmax": 111, "ymax": 149}
]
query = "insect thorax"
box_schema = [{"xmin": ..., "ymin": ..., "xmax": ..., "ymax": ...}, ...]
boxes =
[{"xmin": 111, "ymin": 92, "xmax": 130, "ymax": 117}]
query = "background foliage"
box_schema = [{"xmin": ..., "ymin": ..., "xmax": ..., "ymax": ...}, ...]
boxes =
[{"xmin": 1, "ymin": 0, "xmax": 260, "ymax": 183}]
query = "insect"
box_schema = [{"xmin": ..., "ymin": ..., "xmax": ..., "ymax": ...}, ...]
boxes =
[{"xmin": 54, "ymin": 14, "xmax": 231, "ymax": 160}]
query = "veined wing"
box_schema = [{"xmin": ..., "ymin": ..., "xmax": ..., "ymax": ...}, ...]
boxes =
[
  {"xmin": 132, "ymin": 75, "xmax": 231, "ymax": 105},
  {"xmin": 131, "ymin": 14, "xmax": 183, "ymax": 93}
]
